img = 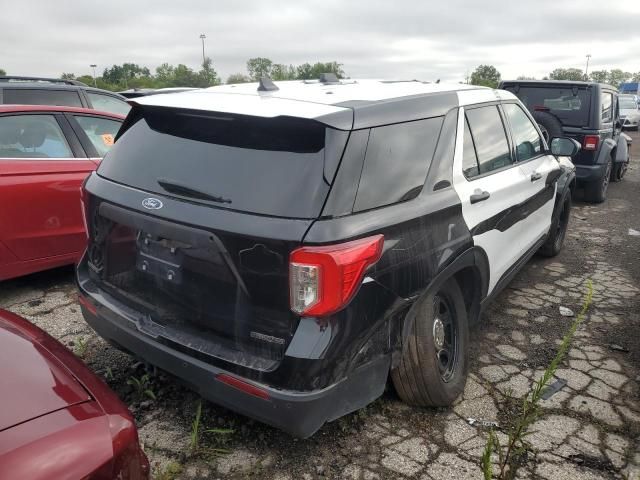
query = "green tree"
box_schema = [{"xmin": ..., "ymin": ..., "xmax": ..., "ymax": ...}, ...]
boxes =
[
  {"xmin": 516, "ymin": 75, "xmax": 536, "ymax": 80},
  {"xmin": 155, "ymin": 63, "xmax": 175, "ymax": 85},
  {"xmin": 632, "ymin": 72, "xmax": 640, "ymax": 82},
  {"xmin": 548, "ymin": 68, "xmax": 584, "ymax": 81},
  {"xmin": 607, "ymin": 69, "xmax": 631, "ymax": 88},
  {"xmin": 226, "ymin": 73, "xmax": 251, "ymax": 84},
  {"xmin": 589, "ymin": 70, "xmax": 609, "ymax": 83},
  {"xmin": 295, "ymin": 61, "xmax": 345, "ymax": 80},
  {"xmin": 470, "ymin": 65, "xmax": 501, "ymax": 88},
  {"xmin": 198, "ymin": 57, "xmax": 219, "ymax": 87},
  {"xmin": 61, "ymin": 72, "xmax": 76, "ymax": 80},
  {"xmin": 270, "ymin": 63, "xmax": 296, "ymax": 81},
  {"xmin": 0, "ymin": 68, "xmax": 6, "ymax": 76},
  {"xmin": 247, "ymin": 57, "xmax": 273, "ymax": 81}
]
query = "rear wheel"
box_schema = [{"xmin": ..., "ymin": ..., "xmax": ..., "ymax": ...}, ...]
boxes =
[
  {"xmin": 584, "ymin": 157, "xmax": 611, "ymax": 203},
  {"xmin": 539, "ymin": 194, "xmax": 571, "ymax": 257},
  {"xmin": 391, "ymin": 278, "xmax": 468, "ymax": 406},
  {"xmin": 532, "ymin": 111, "xmax": 563, "ymax": 144}
]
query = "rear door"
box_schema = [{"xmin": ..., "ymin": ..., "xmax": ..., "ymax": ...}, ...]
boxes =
[
  {"xmin": 65, "ymin": 113, "xmax": 123, "ymax": 159},
  {"xmin": 452, "ymin": 105, "xmax": 536, "ymax": 294},
  {"xmin": 0, "ymin": 113, "xmax": 96, "ymax": 261}
]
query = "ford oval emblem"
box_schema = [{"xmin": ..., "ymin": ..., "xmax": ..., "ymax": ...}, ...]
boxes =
[{"xmin": 142, "ymin": 198, "xmax": 163, "ymax": 210}]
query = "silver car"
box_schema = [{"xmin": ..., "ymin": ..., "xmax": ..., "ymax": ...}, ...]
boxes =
[{"xmin": 620, "ymin": 94, "xmax": 640, "ymax": 130}]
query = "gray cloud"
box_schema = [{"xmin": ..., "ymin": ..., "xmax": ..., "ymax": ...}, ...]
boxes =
[{"xmin": 2, "ymin": 0, "xmax": 639, "ymax": 83}]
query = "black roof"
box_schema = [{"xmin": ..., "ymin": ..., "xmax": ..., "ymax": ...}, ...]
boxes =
[
  {"xmin": 500, "ymin": 79, "xmax": 617, "ymax": 91},
  {"xmin": 0, "ymin": 78, "xmax": 127, "ymax": 99}
]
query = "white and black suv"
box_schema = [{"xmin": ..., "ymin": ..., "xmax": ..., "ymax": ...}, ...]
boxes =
[{"xmin": 77, "ymin": 77, "xmax": 579, "ymax": 437}]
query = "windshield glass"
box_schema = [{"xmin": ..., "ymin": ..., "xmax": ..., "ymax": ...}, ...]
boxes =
[
  {"xmin": 503, "ymin": 86, "xmax": 591, "ymax": 127},
  {"xmin": 98, "ymin": 108, "xmax": 345, "ymax": 218},
  {"xmin": 619, "ymin": 97, "xmax": 638, "ymax": 109}
]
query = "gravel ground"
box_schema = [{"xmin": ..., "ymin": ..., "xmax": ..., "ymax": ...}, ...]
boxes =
[{"xmin": 1, "ymin": 131, "xmax": 639, "ymax": 480}]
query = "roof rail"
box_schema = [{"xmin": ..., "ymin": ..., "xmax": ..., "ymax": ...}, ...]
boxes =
[
  {"xmin": 319, "ymin": 73, "xmax": 340, "ymax": 84},
  {"xmin": 257, "ymin": 77, "xmax": 279, "ymax": 92},
  {"xmin": 0, "ymin": 76, "xmax": 88, "ymax": 86}
]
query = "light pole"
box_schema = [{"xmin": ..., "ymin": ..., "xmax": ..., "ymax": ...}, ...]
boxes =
[
  {"xmin": 90, "ymin": 64, "xmax": 97, "ymax": 87},
  {"xmin": 199, "ymin": 34, "xmax": 206, "ymax": 65},
  {"xmin": 585, "ymin": 54, "xmax": 592, "ymax": 80}
]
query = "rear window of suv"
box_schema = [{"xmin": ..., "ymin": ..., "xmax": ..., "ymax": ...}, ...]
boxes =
[
  {"xmin": 98, "ymin": 107, "xmax": 347, "ymax": 219},
  {"xmin": 502, "ymin": 85, "xmax": 591, "ymax": 127},
  {"xmin": 3, "ymin": 88, "xmax": 83, "ymax": 107}
]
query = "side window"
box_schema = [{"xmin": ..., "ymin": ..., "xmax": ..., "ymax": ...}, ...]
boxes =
[
  {"xmin": 601, "ymin": 93, "xmax": 613, "ymax": 123},
  {"xmin": 86, "ymin": 92, "xmax": 131, "ymax": 116},
  {"xmin": 0, "ymin": 115, "xmax": 73, "ymax": 159},
  {"xmin": 503, "ymin": 103, "xmax": 543, "ymax": 162},
  {"xmin": 353, "ymin": 117, "xmax": 444, "ymax": 212},
  {"xmin": 73, "ymin": 115, "xmax": 122, "ymax": 156},
  {"xmin": 3, "ymin": 89, "xmax": 83, "ymax": 107},
  {"xmin": 465, "ymin": 106, "xmax": 513, "ymax": 175},
  {"xmin": 462, "ymin": 117, "xmax": 480, "ymax": 178}
]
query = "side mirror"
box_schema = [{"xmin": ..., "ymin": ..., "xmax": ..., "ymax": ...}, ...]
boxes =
[{"xmin": 550, "ymin": 137, "xmax": 581, "ymax": 157}]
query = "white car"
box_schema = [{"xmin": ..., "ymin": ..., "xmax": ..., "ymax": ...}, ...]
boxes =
[{"xmin": 620, "ymin": 94, "xmax": 640, "ymax": 131}]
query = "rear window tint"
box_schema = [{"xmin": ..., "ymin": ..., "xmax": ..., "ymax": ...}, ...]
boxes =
[
  {"xmin": 503, "ymin": 86, "xmax": 591, "ymax": 127},
  {"xmin": 98, "ymin": 109, "xmax": 346, "ymax": 219},
  {"xmin": 4, "ymin": 89, "xmax": 83, "ymax": 107},
  {"xmin": 353, "ymin": 117, "xmax": 444, "ymax": 212}
]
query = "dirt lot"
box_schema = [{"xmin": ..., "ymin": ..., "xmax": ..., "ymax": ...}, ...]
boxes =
[{"xmin": 2, "ymin": 131, "xmax": 639, "ymax": 480}]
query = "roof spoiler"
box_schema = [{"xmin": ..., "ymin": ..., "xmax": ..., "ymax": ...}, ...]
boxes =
[{"xmin": 0, "ymin": 76, "xmax": 88, "ymax": 86}]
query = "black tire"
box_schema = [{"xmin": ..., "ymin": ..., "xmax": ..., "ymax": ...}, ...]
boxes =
[
  {"xmin": 539, "ymin": 193, "xmax": 571, "ymax": 257},
  {"xmin": 532, "ymin": 111, "xmax": 564, "ymax": 144},
  {"xmin": 610, "ymin": 156, "xmax": 628, "ymax": 182},
  {"xmin": 391, "ymin": 278, "xmax": 468, "ymax": 406},
  {"xmin": 584, "ymin": 157, "xmax": 612, "ymax": 203}
]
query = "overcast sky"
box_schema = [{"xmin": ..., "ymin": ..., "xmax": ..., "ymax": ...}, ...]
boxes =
[{"xmin": 3, "ymin": 0, "xmax": 639, "ymax": 83}]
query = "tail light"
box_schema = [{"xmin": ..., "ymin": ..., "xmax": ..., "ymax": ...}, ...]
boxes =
[
  {"xmin": 583, "ymin": 135, "xmax": 599, "ymax": 151},
  {"xmin": 216, "ymin": 374, "xmax": 270, "ymax": 400},
  {"xmin": 289, "ymin": 235, "xmax": 384, "ymax": 316}
]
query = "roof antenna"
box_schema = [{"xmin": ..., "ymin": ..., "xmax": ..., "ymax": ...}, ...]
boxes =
[
  {"xmin": 258, "ymin": 77, "xmax": 279, "ymax": 92},
  {"xmin": 319, "ymin": 73, "xmax": 340, "ymax": 84},
  {"xmin": 436, "ymin": 79, "xmax": 440, "ymax": 84}
]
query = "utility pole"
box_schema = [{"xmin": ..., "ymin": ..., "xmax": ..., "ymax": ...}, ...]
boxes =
[
  {"xmin": 90, "ymin": 64, "xmax": 97, "ymax": 87},
  {"xmin": 585, "ymin": 54, "xmax": 592, "ymax": 80},
  {"xmin": 199, "ymin": 34, "xmax": 206, "ymax": 65}
]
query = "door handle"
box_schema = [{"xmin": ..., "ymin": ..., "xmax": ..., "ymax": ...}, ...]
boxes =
[
  {"xmin": 531, "ymin": 172, "xmax": 542, "ymax": 182},
  {"xmin": 470, "ymin": 190, "xmax": 490, "ymax": 204}
]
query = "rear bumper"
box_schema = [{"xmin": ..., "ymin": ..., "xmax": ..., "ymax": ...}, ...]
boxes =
[
  {"xmin": 77, "ymin": 267, "xmax": 389, "ymax": 438},
  {"xmin": 575, "ymin": 163, "xmax": 607, "ymax": 183}
]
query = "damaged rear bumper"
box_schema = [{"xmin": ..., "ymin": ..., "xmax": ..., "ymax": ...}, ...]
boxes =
[{"xmin": 76, "ymin": 262, "xmax": 389, "ymax": 438}]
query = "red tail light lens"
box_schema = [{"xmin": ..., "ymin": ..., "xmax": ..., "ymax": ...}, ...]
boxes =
[
  {"xmin": 290, "ymin": 235, "xmax": 384, "ymax": 316},
  {"xmin": 583, "ymin": 135, "xmax": 599, "ymax": 151}
]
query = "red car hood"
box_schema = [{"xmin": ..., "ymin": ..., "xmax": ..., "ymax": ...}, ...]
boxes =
[{"xmin": 0, "ymin": 318, "xmax": 90, "ymax": 431}]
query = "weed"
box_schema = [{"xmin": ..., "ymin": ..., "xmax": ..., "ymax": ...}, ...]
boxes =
[
  {"xmin": 105, "ymin": 367, "xmax": 114, "ymax": 381},
  {"xmin": 127, "ymin": 373, "xmax": 156, "ymax": 401},
  {"xmin": 153, "ymin": 460, "xmax": 183, "ymax": 480},
  {"xmin": 482, "ymin": 280, "xmax": 593, "ymax": 479},
  {"xmin": 189, "ymin": 400, "xmax": 234, "ymax": 456},
  {"xmin": 73, "ymin": 336, "xmax": 89, "ymax": 358}
]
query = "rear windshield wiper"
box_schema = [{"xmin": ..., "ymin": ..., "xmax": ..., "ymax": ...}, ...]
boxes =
[{"xmin": 157, "ymin": 178, "xmax": 232, "ymax": 204}]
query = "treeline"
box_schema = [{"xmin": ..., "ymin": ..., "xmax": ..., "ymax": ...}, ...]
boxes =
[
  {"xmin": 49, "ymin": 58, "xmax": 344, "ymax": 92},
  {"xmin": 470, "ymin": 64, "xmax": 640, "ymax": 89}
]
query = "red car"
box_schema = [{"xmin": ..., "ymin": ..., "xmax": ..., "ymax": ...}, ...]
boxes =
[
  {"xmin": 0, "ymin": 308, "xmax": 149, "ymax": 479},
  {"xmin": 0, "ymin": 105, "xmax": 124, "ymax": 281}
]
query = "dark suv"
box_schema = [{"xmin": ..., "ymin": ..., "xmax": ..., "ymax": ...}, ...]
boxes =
[
  {"xmin": 77, "ymin": 78, "xmax": 578, "ymax": 437},
  {"xmin": 499, "ymin": 80, "xmax": 629, "ymax": 202},
  {"xmin": 0, "ymin": 76, "xmax": 130, "ymax": 116}
]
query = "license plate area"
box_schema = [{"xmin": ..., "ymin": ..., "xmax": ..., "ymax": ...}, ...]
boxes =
[{"xmin": 136, "ymin": 232, "xmax": 187, "ymax": 284}]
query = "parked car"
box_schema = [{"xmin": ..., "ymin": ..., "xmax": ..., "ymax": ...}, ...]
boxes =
[
  {"xmin": 0, "ymin": 308, "xmax": 149, "ymax": 479},
  {"xmin": 77, "ymin": 77, "xmax": 578, "ymax": 437},
  {"xmin": 0, "ymin": 76, "xmax": 130, "ymax": 116},
  {"xmin": 0, "ymin": 105, "xmax": 124, "ymax": 281},
  {"xmin": 499, "ymin": 80, "xmax": 629, "ymax": 202},
  {"xmin": 619, "ymin": 94, "xmax": 640, "ymax": 131},
  {"xmin": 118, "ymin": 87, "xmax": 198, "ymax": 98}
]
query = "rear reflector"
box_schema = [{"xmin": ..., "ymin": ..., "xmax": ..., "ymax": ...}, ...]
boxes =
[
  {"xmin": 583, "ymin": 135, "xmax": 599, "ymax": 151},
  {"xmin": 216, "ymin": 374, "xmax": 270, "ymax": 400},
  {"xmin": 78, "ymin": 294, "xmax": 97, "ymax": 315},
  {"xmin": 290, "ymin": 235, "xmax": 384, "ymax": 316}
]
